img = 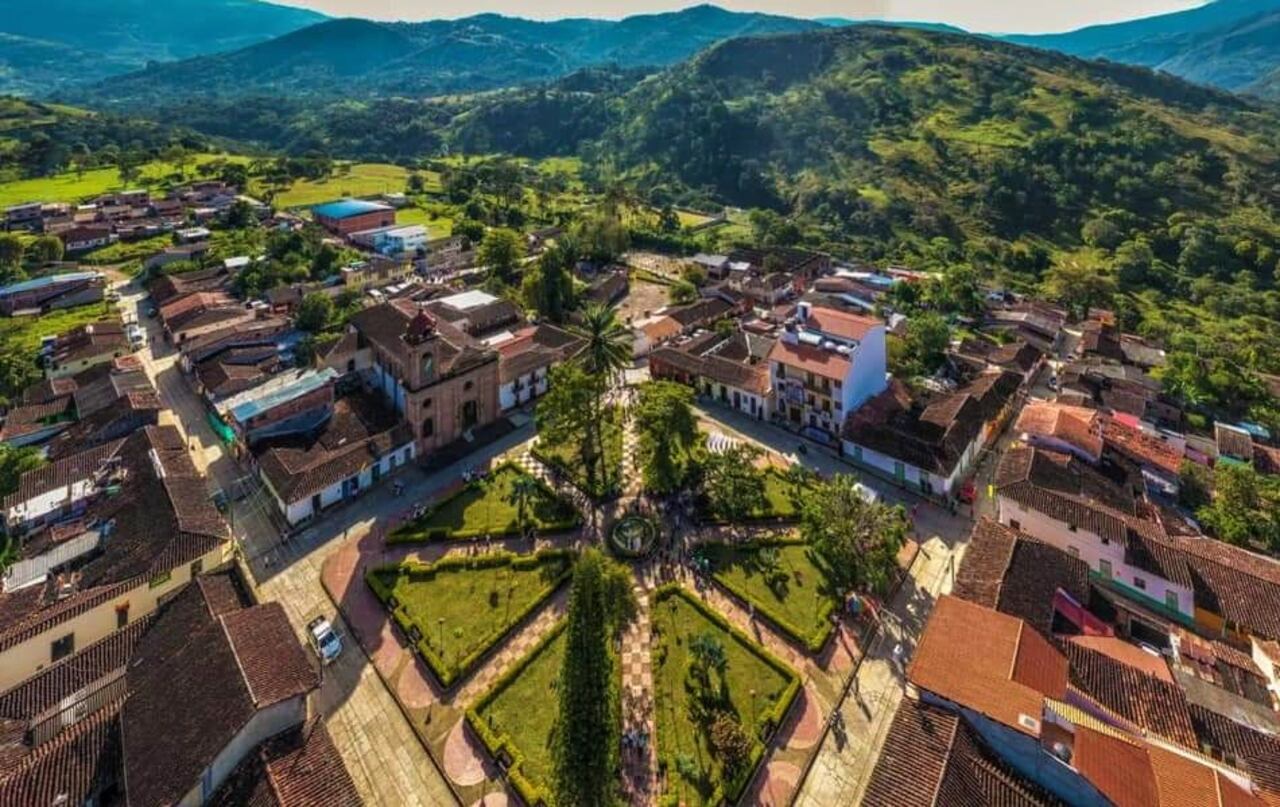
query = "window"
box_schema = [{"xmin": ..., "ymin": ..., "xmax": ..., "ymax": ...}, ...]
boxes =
[
  {"xmin": 464, "ymin": 381, "xmax": 474, "ymax": 392},
  {"xmin": 1009, "ymin": 519, "xmax": 1021, "ymax": 531},
  {"xmin": 1133, "ymin": 576, "xmax": 1147, "ymax": 591},
  {"xmin": 422, "ymin": 398, "xmax": 433, "ymax": 410},
  {"xmin": 1165, "ymin": 591, "xmax": 1179, "ymax": 611},
  {"xmin": 776, "ymin": 365, "xmax": 786, "ymax": 379},
  {"xmin": 149, "ymin": 571, "xmax": 172, "ymax": 589},
  {"xmin": 402, "ymin": 447, "xmax": 412, "ymax": 464},
  {"xmin": 1099, "ymin": 560, "xmax": 1112, "ymax": 579},
  {"xmin": 422, "ymin": 418, "xmax": 434, "ymax": 438},
  {"xmin": 1068, "ymin": 524, "xmax": 1078, "ymax": 533},
  {"xmin": 116, "ymin": 605, "xmax": 129, "ymax": 629},
  {"xmin": 51, "ymin": 633, "xmax": 74, "ymax": 662}
]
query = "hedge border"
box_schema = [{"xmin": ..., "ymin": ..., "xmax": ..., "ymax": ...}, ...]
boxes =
[
  {"xmin": 386, "ymin": 461, "xmax": 582, "ymax": 544},
  {"xmin": 466, "ymin": 619, "xmax": 568, "ymax": 807},
  {"xmin": 650, "ymin": 584, "xmax": 802, "ymax": 806},
  {"xmin": 701, "ymin": 538, "xmax": 838, "ymax": 654},
  {"xmin": 365, "ymin": 548, "xmax": 574, "ymax": 689}
]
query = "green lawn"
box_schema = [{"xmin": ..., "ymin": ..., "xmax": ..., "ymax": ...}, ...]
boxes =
[
  {"xmin": 471, "ymin": 624, "xmax": 566, "ymax": 804},
  {"xmin": 533, "ymin": 407, "xmax": 625, "ymax": 499},
  {"xmin": 651, "ymin": 586, "xmax": 799, "ymax": 806},
  {"xmin": 394, "ymin": 205, "xmax": 452, "ymax": 238},
  {"xmin": 703, "ymin": 541, "xmax": 839, "ymax": 652},
  {"xmin": 388, "ymin": 464, "xmax": 579, "ymax": 542},
  {"xmin": 81, "ymin": 235, "xmax": 173, "ymax": 265},
  {"xmin": 0, "ymin": 154, "xmax": 248, "ymax": 206},
  {"xmin": 0, "ymin": 301, "xmax": 118, "ymax": 353},
  {"xmin": 367, "ymin": 550, "xmax": 572, "ymax": 688},
  {"xmin": 264, "ymin": 163, "xmax": 421, "ymax": 209}
]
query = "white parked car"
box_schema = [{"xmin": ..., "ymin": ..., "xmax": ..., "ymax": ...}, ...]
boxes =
[{"xmin": 307, "ymin": 616, "xmax": 343, "ymax": 665}]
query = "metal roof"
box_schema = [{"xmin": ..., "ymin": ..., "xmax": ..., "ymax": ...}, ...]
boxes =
[
  {"xmin": 311, "ymin": 199, "xmax": 394, "ymax": 220},
  {"xmin": 0, "ymin": 272, "xmax": 100, "ymax": 297},
  {"xmin": 226, "ymin": 368, "xmax": 337, "ymax": 424}
]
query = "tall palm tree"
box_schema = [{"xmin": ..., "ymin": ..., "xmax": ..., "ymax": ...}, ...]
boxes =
[
  {"xmin": 509, "ymin": 474, "xmax": 540, "ymax": 538},
  {"xmin": 573, "ymin": 302, "xmax": 632, "ymax": 491}
]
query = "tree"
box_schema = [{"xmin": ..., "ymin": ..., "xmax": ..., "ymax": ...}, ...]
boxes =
[
  {"xmin": 537, "ymin": 363, "xmax": 597, "ymax": 483},
  {"xmin": 688, "ymin": 631, "xmax": 727, "ymax": 685},
  {"xmin": 900, "ymin": 312, "xmax": 951, "ymax": 376},
  {"xmin": 1177, "ymin": 461, "xmax": 1212, "ymax": 511},
  {"xmin": 24, "ymin": 236, "xmax": 64, "ymax": 266},
  {"xmin": 632, "ymin": 381, "xmax": 699, "ymax": 494},
  {"xmin": 708, "ymin": 712, "xmax": 752, "ymax": 777},
  {"xmin": 0, "ymin": 444, "xmax": 44, "ymax": 500},
  {"xmin": 799, "ymin": 475, "xmax": 906, "ymax": 595},
  {"xmin": 295, "ymin": 292, "xmax": 334, "ymax": 333},
  {"xmin": 454, "ymin": 219, "xmax": 485, "ymax": 247},
  {"xmin": 1082, "ymin": 217, "xmax": 1123, "ymax": 250},
  {"xmin": 1113, "ymin": 239, "xmax": 1156, "ymax": 289},
  {"xmin": 669, "ymin": 279, "xmax": 698, "ymax": 305},
  {"xmin": 521, "ymin": 241, "xmax": 575, "ymax": 322},
  {"xmin": 310, "ymin": 243, "xmax": 341, "ymax": 279},
  {"xmin": 658, "ymin": 204, "xmax": 681, "ymax": 233},
  {"xmin": 1041, "ymin": 259, "xmax": 1116, "ymax": 320},
  {"xmin": 572, "ymin": 303, "xmax": 632, "ymax": 492},
  {"xmin": 1197, "ymin": 464, "xmax": 1280, "ymax": 551},
  {"xmin": 553, "ymin": 549, "xmax": 619, "ymax": 807},
  {"xmin": 701, "ymin": 445, "xmax": 766, "ymax": 523},
  {"xmin": 225, "ymin": 199, "xmax": 256, "ymax": 229},
  {"xmin": 574, "ymin": 212, "xmax": 629, "ymax": 265},
  {"xmin": 407, "ymin": 173, "xmax": 426, "ymax": 194},
  {"xmin": 508, "ymin": 474, "xmax": 540, "ymax": 537},
  {"xmin": 0, "ymin": 235, "xmax": 24, "ymax": 271},
  {"xmin": 478, "ymin": 228, "xmax": 524, "ymax": 287}
]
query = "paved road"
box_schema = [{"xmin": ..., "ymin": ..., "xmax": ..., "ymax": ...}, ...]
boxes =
[{"xmin": 118, "ymin": 279, "xmax": 462, "ymax": 807}]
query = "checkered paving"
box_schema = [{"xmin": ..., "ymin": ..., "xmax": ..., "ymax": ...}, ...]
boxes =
[
  {"xmin": 620, "ymin": 588, "xmax": 657, "ymax": 804},
  {"xmin": 452, "ymin": 586, "xmax": 570, "ymax": 707}
]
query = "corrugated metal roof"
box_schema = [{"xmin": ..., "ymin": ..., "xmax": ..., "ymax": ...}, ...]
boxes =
[
  {"xmin": 311, "ymin": 199, "xmax": 393, "ymax": 219},
  {"xmin": 0, "ymin": 272, "xmax": 100, "ymax": 297},
  {"xmin": 227, "ymin": 368, "xmax": 337, "ymax": 424}
]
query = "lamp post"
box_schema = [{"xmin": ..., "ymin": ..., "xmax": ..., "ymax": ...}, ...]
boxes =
[{"xmin": 437, "ymin": 617, "xmax": 445, "ymax": 651}]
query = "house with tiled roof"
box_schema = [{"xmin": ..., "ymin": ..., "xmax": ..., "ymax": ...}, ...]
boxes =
[
  {"xmin": 159, "ymin": 291, "xmax": 257, "ymax": 346},
  {"xmin": 1215, "ymin": 423, "xmax": 1256, "ymax": 467},
  {"xmin": 650, "ymin": 329, "xmax": 774, "ymax": 420},
  {"xmin": 906, "ymin": 596, "xmax": 1275, "ymax": 807},
  {"xmin": 842, "ymin": 370, "xmax": 1021, "ymax": 497},
  {"xmin": 206, "ymin": 719, "xmax": 361, "ymax": 807},
  {"xmin": 347, "ymin": 299, "xmax": 501, "ymax": 457},
  {"xmin": 1016, "ymin": 401, "xmax": 1104, "ymax": 463},
  {"xmin": 495, "ymin": 324, "xmax": 585, "ymax": 412},
  {"xmin": 254, "ymin": 392, "xmax": 415, "ymax": 526},
  {"xmin": 956, "ymin": 337, "xmax": 1046, "ymax": 381},
  {"xmin": 769, "ymin": 301, "xmax": 887, "ymax": 439},
  {"xmin": 0, "ymin": 426, "xmax": 230, "ymax": 692},
  {"xmin": 44, "ymin": 319, "xmax": 131, "ymax": 380}
]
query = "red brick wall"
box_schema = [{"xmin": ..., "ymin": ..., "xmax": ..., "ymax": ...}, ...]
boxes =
[{"xmin": 317, "ymin": 210, "xmax": 396, "ymax": 237}]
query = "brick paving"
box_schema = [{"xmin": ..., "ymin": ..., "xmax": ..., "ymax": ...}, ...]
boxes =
[{"xmin": 619, "ymin": 586, "xmax": 658, "ymax": 805}]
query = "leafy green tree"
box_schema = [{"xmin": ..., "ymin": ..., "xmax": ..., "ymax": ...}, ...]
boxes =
[
  {"xmin": 537, "ymin": 362, "xmax": 597, "ymax": 484},
  {"xmin": 1082, "ymin": 217, "xmax": 1123, "ymax": 250},
  {"xmin": 553, "ymin": 549, "xmax": 619, "ymax": 807},
  {"xmin": 1178, "ymin": 461, "xmax": 1212, "ymax": 511},
  {"xmin": 632, "ymin": 381, "xmax": 699, "ymax": 494},
  {"xmin": 225, "ymin": 199, "xmax": 257, "ymax": 229},
  {"xmin": 658, "ymin": 204, "xmax": 681, "ymax": 233},
  {"xmin": 574, "ymin": 213, "xmax": 629, "ymax": 265},
  {"xmin": 508, "ymin": 474, "xmax": 540, "ymax": 537},
  {"xmin": 1041, "ymin": 259, "xmax": 1116, "ymax": 320},
  {"xmin": 0, "ymin": 235, "xmax": 24, "ymax": 271},
  {"xmin": 688, "ymin": 631, "xmax": 727, "ymax": 686},
  {"xmin": 295, "ymin": 292, "xmax": 334, "ymax": 333},
  {"xmin": 0, "ymin": 445, "xmax": 44, "ymax": 499},
  {"xmin": 454, "ymin": 219, "xmax": 485, "ymax": 247},
  {"xmin": 478, "ymin": 228, "xmax": 524, "ymax": 287},
  {"xmin": 310, "ymin": 243, "xmax": 341, "ymax": 279},
  {"xmin": 708, "ymin": 712, "xmax": 752, "ymax": 777},
  {"xmin": 1197, "ymin": 464, "xmax": 1280, "ymax": 551},
  {"xmin": 25, "ymin": 236, "xmax": 64, "ymax": 266},
  {"xmin": 701, "ymin": 445, "xmax": 766, "ymax": 522},
  {"xmin": 799, "ymin": 475, "xmax": 906, "ymax": 595},
  {"xmin": 407, "ymin": 173, "xmax": 426, "ymax": 194},
  {"xmin": 900, "ymin": 312, "xmax": 951, "ymax": 376},
  {"xmin": 669, "ymin": 279, "xmax": 698, "ymax": 305},
  {"xmin": 1113, "ymin": 239, "xmax": 1156, "ymax": 289},
  {"xmin": 521, "ymin": 241, "xmax": 575, "ymax": 322}
]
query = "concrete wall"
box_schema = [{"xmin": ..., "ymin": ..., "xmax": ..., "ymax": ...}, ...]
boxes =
[
  {"xmin": 179, "ymin": 696, "xmax": 308, "ymax": 806},
  {"xmin": 700, "ymin": 379, "xmax": 768, "ymax": 419},
  {"xmin": 842, "ymin": 439, "xmax": 969, "ymax": 497},
  {"xmin": 0, "ymin": 541, "xmax": 229, "ymax": 691},
  {"xmin": 844, "ymin": 325, "xmax": 888, "ymax": 414},
  {"xmin": 500, "ymin": 367, "xmax": 549, "ymax": 412},
  {"xmin": 47, "ymin": 348, "xmax": 122, "ymax": 380},
  {"xmin": 4, "ymin": 476, "xmax": 99, "ymax": 532},
  {"xmin": 997, "ymin": 495, "xmax": 1194, "ymax": 617},
  {"xmin": 268, "ymin": 440, "xmax": 415, "ymax": 526}
]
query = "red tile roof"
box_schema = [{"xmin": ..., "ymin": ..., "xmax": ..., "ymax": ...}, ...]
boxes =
[
  {"xmin": 768, "ymin": 338, "xmax": 851, "ymax": 381},
  {"xmin": 1073, "ymin": 726, "xmax": 1159, "ymax": 807},
  {"xmin": 803, "ymin": 305, "xmax": 880, "ymax": 341},
  {"xmin": 1016, "ymin": 402, "xmax": 1103, "ymax": 460}
]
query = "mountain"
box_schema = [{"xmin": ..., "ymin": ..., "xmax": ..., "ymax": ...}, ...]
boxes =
[
  {"xmin": 1005, "ymin": 0, "xmax": 1280, "ymax": 94},
  {"xmin": 68, "ymin": 6, "xmax": 825, "ymax": 106},
  {"xmin": 0, "ymin": 0, "xmax": 325, "ymax": 92}
]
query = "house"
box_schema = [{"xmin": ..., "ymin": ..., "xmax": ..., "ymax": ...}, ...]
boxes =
[
  {"xmin": 770, "ymin": 303, "xmax": 888, "ymax": 439},
  {"xmin": 312, "ymin": 199, "xmax": 395, "ymax": 237},
  {"xmin": 650, "ymin": 329, "xmax": 774, "ymax": 420},
  {"xmin": 4, "ymin": 202, "xmax": 44, "ymax": 230},
  {"xmin": 0, "ymin": 397, "xmax": 75, "ymax": 447},
  {"xmin": 0, "ymin": 272, "xmax": 105, "ymax": 316},
  {"xmin": 143, "ymin": 242, "xmax": 211, "ymax": 272},
  {"xmin": 45, "ymin": 389, "xmax": 161, "ymax": 460},
  {"xmin": 352, "ymin": 224, "xmax": 427, "ymax": 256},
  {"xmin": 842, "ymin": 370, "xmax": 1021, "ymax": 496},
  {"xmin": 177, "ymin": 317, "xmax": 293, "ymax": 371},
  {"xmin": 193, "ymin": 346, "xmax": 284, "ymax": 402},
  {"xmin": 58, "ymin": 225, "xmax": 114, "ymax": 254},
  {"xmin": 255, "ymin": 392, "xmax": 415, "ymax": 525},
  {"xmin": 688, "ymin": 253, "xmax": 729, "ymax": 275},
  {"xmin": 424, "ymin": 288, "xmax": 524, "ymax": 339},
  {"xmin": 344, "ymin": 300, "xmax": 500, "ymax": 457},
  {"xmin": 1015, "ymin": 401, "xmax": 1104, "ymax": 463},
  {"xmin": 985, "ymin": 301, "xmax": 1067, "ymax": 353},
  {"xmin": 340, "ymin": 255, "xmax": 414, "ymax": 290},
  {"xmin": 1102, "ymin": 417, "xmax": 1186, "ymax": 494},
  {"xmin": 583, "ymin": 269, "xmax": 629, "ymax": 307},
  {"xmin": 44, "ymin": 319, "xmax": 131, "ymax": 379},
  {"xmin": 725, "ymin": 247, "xmax": 829, "ymax": 293},
  {"xmin": 160, "ymin": 291, "xmax": 257, "ymax": 345},
  {"xmin": 955, "ymin": 338, "xmax": 1045, "ymax": 381},
  {"xmin": 0, "ymin": 426, "xmax": 230, "ymax": 692},
  {"xmin": 419, "ymin": 234, "xmax": 476, "ymax": 275},
  {"xmin": 1216, "ymin": 423, "xmax": 1256, "ymax": 467},
  {"xmin": 147, "ymin": 263, "xmax": 231, "ymax": 305},
  {"xmin": 219, "ymin": 368, "xmax": 338, "ymax": 447},
  {"xmin": 495, "ymin": 324, "xmax": 585, "ymax": 412}
]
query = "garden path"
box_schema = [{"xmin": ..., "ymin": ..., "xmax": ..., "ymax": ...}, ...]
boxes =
[{"xmin": 620, "ymin": 586, "xmax": 659, "ymax": 806}]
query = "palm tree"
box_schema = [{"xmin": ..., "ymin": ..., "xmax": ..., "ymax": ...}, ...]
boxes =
[
  {"xmin": 509, "ymin": 474, "xmax": 540, "ymax": 538},
  {"xmin": 572, "ymin": 302, "xmax": 632, "ymax": 491}
]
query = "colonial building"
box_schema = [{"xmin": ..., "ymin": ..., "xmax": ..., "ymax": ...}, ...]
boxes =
[{"xmin": 346, "ymin": 300, "xmax": 501, "ymax": 456}]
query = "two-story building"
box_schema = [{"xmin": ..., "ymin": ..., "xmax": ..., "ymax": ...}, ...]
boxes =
[{"xmin": 767, "ymin": 302, "xmax": 887, "ymax": 439}]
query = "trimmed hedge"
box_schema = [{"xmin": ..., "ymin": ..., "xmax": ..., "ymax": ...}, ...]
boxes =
[
  {"xmin": 466, "ymin": 620, "xmax": 567, "ymax": 807},
  {"xmin": 702, "ymin": 538, "xmax": 838, "ymax": 654},
  {"xmin": 650, "ymin": 584, "xmax": 801, "ymax": 806},
  {"xmin": 365, "ymin": 549, "xmax": 574, "ymax": 688},
  {"xmin": 387, "ymin": 461, "xmax": 581, "ymax": 543},
  {"xmin": 699, "ymin": 468, "xmax": 807, "ymax": 525}
]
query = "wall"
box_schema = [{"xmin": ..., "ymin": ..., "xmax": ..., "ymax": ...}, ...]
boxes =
[
  {"xmin": 701, "ymin": 380, "xmax": 767, "ymax": 420},
  {"xmin": 843, "ymin": 325, "xmax": 888, "ymax": 414},
  {"xmin": 842, "ymin": 439, "xmax": 969, "ymax": 497},
  {"xmin": 47, "ymin": 348, "xmax": 120, "ymax": 380},
  {"xmin": 0, "ymin": 541, "xmax": 229, "ymax": 692},
  {"xmin": 997, "ymin": 496, "xmax": 1194, "ymax": 618},
  {"xmin": 172, "ymin": 310, "xmax": 255, "ymax": 346},
  {"xmin": 178, "ymin": 696, "xmax": 308, "ymax": 807},
  {"xmin": 4, "ymin": 476, "xmax": 99, "ymax": 532},
  {"xmin": 267, "ymin": 440, "xmax": 415, "ymax": 526},
  {"xmin": 499, "ymin": 367, "xmax": 549, "ymax": 412}
]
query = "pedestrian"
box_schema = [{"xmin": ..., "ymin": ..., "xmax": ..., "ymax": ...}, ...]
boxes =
[{"xmin": 891, "ymin": 642, "xmax": 903, "ymax": 670}]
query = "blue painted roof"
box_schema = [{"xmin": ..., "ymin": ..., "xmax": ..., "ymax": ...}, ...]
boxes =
[
  {"xmin": 229, "ymin": 368, "xmax": 338, "ymax": 424},
  {"xmin": 0, "ymin": 272, "xmax": 99, "ymax": 297},
  {"xmin": 312, "ymin": 199, "xmax": 393, "ymax": 220}
]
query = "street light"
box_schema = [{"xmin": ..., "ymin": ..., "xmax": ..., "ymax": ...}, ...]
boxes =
[{"xmin": 437, "ymin": 617, "xmax": 445, "ymax": 651}]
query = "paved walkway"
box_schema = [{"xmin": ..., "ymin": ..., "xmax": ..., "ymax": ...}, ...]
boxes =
[{"xmin": 620, "ymin": 588, "xmax": 658, "ymax": 804}]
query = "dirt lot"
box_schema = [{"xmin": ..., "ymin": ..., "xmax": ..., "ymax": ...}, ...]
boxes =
[{"xmin": 617, "ymin": 278, "xmax": 672, "ymax": 324}]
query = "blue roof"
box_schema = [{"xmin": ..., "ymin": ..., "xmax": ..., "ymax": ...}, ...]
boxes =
[
  {"xmin": 0, "ymin": 272, "xmax": 99, "ymax": 297},
  {"xmin": 312, "ymin": 199, "xmax": 393, "ymax": 220},
  {"xmin": 229, "ymin": 368, "xmax": 338, "ymax": 424}
]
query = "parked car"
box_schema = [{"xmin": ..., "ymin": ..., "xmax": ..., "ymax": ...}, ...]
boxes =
[{"xmin": 307, "ymin": 616, "xmax": 343, "ymax": 665}]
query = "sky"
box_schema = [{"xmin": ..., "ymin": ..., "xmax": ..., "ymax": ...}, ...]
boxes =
[{"xmin": 271, "ymin": 0, "xmax": 1208, "ymax": 34}]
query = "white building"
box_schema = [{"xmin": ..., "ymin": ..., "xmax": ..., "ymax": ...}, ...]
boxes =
[{"xmin": 767, "ymin": 302, "xmax": 887, "ymax": 438}]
